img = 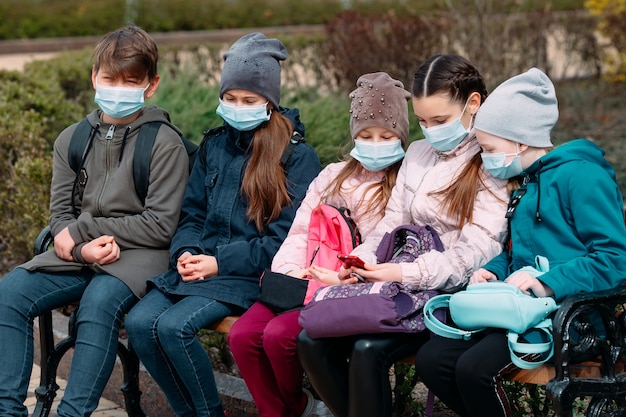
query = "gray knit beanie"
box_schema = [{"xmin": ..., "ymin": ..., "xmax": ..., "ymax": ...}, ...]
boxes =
[
  {"xmin": 219, "ymin": 32, "xmax": 287, "ymax": 109},
  {"xmin": 474, "ymin": 67, "xmax": 558, "ymax": 147},
  {"xmin": 349, "ymin": 72, "xmax": 411, "ymax": 142}
]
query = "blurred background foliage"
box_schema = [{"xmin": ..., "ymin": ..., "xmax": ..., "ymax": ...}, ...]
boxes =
[
  {"xmin": 1, "ymin": 0, "xmax": 625, "ymax": 276},
  {"xmin": 0, "ymin": 0, "xmax": 587, "ymax": 40}
]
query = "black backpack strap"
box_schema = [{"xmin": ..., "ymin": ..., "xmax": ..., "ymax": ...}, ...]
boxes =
[
  {"xmin": 68, "ymin": 119, "xmax": 93, "ymax": 173},
  {"xmin": 133, "ymin": 121, "xmax": 160, "ymax": 205},
  {"xmin": 280, "ymin": 131, "xmax": 305, "ymax": 168},
  {"xmin": 134, "ymin": 121, "xmax": 199, "ymax": 204},
  {"xmin": 69, "ymin": 119, "xmax": 98, "ymax": 216},
  {"xmin": 181, "ymin": 135, "xmax": 199, "ymax": 172}
]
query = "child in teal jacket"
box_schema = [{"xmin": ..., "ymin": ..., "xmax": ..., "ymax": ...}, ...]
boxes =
[{"xmin": 415, "ymin": 67, "xmax": 626, "ymax": 417}]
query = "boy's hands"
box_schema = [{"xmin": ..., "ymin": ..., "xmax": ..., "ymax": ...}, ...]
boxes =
[
  {"xmin": 54, "ymin": 227, "xmax": 76, "ymax": 261},
  {"xmin": 81, "ymin": 235, "xmax": 120, "ymax": 265},
  {"xmin": 177, "ymin": 252, "xmax": 218, "ymax": 282}
]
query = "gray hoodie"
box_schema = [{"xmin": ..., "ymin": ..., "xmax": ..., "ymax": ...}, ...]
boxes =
[{"xmin": 20, "ymin": 105, "xmax": 189, "ymax": 297}]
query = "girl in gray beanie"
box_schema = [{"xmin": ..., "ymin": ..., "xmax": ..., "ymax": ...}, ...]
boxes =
[
  {"xmin": 125, "ymin": 32, "xmax": 321, "ymax": 417},
  {"xmin": 416, "ymin": 68, "xmax": 626, "ymax": 417}
]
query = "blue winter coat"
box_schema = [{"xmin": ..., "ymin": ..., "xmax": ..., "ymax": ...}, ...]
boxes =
[
  {"xmin": 149, "ymin": 108, "xmax": 321, "ymax": 309},
  {"xmin": 484, "ymin": 139, "xmax": 626, "ymax": 302}
]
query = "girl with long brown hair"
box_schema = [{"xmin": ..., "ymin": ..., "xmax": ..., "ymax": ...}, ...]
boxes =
[{"xmin": 124, "ymin": 32, "xmax": 321, "ymax": 417}]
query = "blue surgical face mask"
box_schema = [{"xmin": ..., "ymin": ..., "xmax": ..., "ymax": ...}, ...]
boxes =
[
  {"xmin": 94, "ymin": 82, "xmax": 149, "ymax": 120},
  {"xmin": 350, "ymin": 139, "xmax": 405, "ymax": 172},
  {"xmin": 420, "ymin": 100, "xmax": 470, "ymax": 152},
  {"xmin": 481, "ymin": 144, "xmax": 523, "ymax": 179},
  {"xmin": 216, "ymin": 99, "xmax": 271, "ymax": 131}
]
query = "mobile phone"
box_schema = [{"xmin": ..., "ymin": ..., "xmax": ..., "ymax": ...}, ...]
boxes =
[
  {"xmin": 337, "ymin": 254, "xmax": 365, "ymax": 269},
  {"xmin": 350, "ymin": 272, "xmax": 366, "ymax": 283}
]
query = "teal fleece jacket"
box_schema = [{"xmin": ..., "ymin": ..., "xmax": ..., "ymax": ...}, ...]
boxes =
[{"xmin": 484, "ymin": 139, "xmax": 626, "ymax": 302}]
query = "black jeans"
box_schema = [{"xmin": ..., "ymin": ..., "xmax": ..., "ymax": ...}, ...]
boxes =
[
  {"xmin": 414, "ymin": 330, "xmax": 512, "ymax": 417},
  {"xmin": 297, "ymin": 330, "xmax": 429, "ymax": 417}
]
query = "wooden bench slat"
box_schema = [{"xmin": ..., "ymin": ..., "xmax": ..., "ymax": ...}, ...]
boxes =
[
  {"xmin": 507, "ymin": 361, "xmax": 625, "ymax": 385},
  {"xmin": 209, "ymin": 315, "xmax": 239, "ymax": 334}
]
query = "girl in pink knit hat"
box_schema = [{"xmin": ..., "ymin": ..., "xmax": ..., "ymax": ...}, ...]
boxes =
[{"xmin": 228, "ymin": 71, "xmax": 411, "ymax": 417}]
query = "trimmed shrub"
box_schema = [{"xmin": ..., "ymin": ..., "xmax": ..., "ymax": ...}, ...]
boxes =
[{"xmin": 0, "ymin": 69, "xmax": 82, "ymax": 270}]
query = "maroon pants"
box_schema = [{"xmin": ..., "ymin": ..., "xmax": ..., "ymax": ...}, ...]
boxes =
[{"xmin": 228, "ymin": 302, "xmax": 306, "ymax": 417}]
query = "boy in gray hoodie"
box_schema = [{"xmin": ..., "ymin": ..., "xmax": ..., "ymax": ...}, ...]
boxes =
[{"xmin": 0, "ymin": 25, "xmax": 189, "ymax": 417}]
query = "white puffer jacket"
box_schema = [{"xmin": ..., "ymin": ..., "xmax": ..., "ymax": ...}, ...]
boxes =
[{"xmin": 351, "ymin": 134, "xmax": 509, "ymax": 291}]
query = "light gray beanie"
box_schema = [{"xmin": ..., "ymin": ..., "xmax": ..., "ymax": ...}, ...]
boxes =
[
  {"xmin": 349, "ymin": 72, "xmax": 411, "ymax": 142},
  {"xmin": 474, "ymin": 67, "xmax": 558, "ymax": 147},
  {"xmin": 219, "ymin": 32, "xmax": 287, "ymax": 109}
]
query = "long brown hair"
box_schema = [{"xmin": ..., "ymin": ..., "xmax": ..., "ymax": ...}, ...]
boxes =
[
  {"xmin": 242, "ymin": 110, "xmax": 294, "ymax": 231},
  {"xmin": 320, "ymin": 149, "xmax": 404, "ymax": 221},
  {"xmin": 412, "ymin": 54, "xmax": 490, "ymax": 229}
]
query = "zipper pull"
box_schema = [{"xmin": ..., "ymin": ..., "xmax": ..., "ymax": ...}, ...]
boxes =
[{"xmin": 106, "ymin": 125, "xmax": 115, "ymax": 139}]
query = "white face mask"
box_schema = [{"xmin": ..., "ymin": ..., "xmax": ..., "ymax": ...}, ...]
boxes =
[
  {"xmin": 420, "ymin": 99, "xmax": 470, "ymax": 152},
  {"xmin": 216, "ymin": 99, "xmax": 271, "ymax": 131},
  {"xmin": 350, "ymin": 139, "xmax": 405, "ymax": 172},
  {"xmin": 481, "ymin": 143, "xmax": 523, "ymax": 179},
  {"xmin": 94, "ymin": 82, "xmax": 149, "ymax": 119}
]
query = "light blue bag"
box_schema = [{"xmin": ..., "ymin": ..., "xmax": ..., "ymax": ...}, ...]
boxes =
[{"xmin": 424, "ymin": 256, "xmax": 558, "ymax": 369}]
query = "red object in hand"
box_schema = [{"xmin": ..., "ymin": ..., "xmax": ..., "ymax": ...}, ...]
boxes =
[{"xmin": 337, "ymin": 254, "xmax": 365, "ymax": 269}]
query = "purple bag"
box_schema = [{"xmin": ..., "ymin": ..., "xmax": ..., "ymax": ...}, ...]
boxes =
[
  {"xmin": 298, "ymin": 224, "xmax": 444, "ymax": 338},
  {"xmin": 375, "ymin": 224, "xmax": 444, "ymax": 263},
  {"xmin": 298, "ymin": 282, "xmax": 438, "ymax": 337}
]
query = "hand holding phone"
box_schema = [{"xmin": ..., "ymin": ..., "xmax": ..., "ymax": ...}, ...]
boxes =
[
  {"xmin": 337, "ymin": 254, "xmax": 365, "ymax": 269},
  {"xmin": 350, "ymin": 272, "xmax": 366, "ymax": 283}
]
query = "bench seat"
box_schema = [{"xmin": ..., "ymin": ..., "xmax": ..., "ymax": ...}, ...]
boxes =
[{"xmin": 33, "ymin": 211, "xmax": 626, "ymax": 417}]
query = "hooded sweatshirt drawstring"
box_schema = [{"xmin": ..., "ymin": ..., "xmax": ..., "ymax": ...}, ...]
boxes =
[
  {"xmin": 118, "ymin": 126, "xmax": 132, "ymax": 166},
  {"xmin": 535, "ymin": 160, "xmax": 543, "ymax": 223}
]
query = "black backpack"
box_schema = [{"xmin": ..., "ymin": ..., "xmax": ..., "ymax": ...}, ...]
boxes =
[{"xmin": 68, "ymin": 119, "xmax": 198, "ymax": 211}]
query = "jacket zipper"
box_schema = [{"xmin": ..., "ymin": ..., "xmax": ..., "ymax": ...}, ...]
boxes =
[{"xmin": 97, "ymin": 125, "xmax": 116, "ymax": 214}]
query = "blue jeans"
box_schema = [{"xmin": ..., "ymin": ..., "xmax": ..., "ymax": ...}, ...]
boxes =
[
  {"xmin": 125, "ymin": 289, "xmax": 239, "ymax": 417},
  {"xmin": 0, "ymin": 268, "xmax": 137, "ymax": 417}
]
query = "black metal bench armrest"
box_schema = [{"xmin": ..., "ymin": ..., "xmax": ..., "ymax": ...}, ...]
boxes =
[
  {"xmin": 34, "ymin": 225, "xmax": 53, "ymax": 256},
  {"xmin": 551, "ymin": 285, "xmax": 626, "ymax": 381}
]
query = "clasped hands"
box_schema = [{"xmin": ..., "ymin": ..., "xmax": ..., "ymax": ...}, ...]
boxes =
[
  {"xmin": 54, "ymin": 227, "xmax": 120, "ymax": 265},
  {"xmin": 177, "ymin": 252, "xmax": 218, "ymax": 282}
]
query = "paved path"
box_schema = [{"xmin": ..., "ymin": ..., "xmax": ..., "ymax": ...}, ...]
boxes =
[
  {"xmin": 0, "ymin": 52, "xmax": 58, "ymax": 71},
  {"xmin": 27, "ymin": 363, "xmax": 127, "ymax": 417}
]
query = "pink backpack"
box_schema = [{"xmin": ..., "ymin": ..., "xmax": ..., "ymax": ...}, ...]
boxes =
[
  {"xmin": 259, "ymin": 204, "xmax": 362, "ymax": 311},
  {"xmin": 302, "ymin": 204, "xmax": 361, "ymax": 303}
]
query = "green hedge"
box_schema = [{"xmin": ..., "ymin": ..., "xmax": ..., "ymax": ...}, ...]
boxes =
[{"xmin": 0, "ymin": 65, "xmax": 84, "ymax": 271}]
